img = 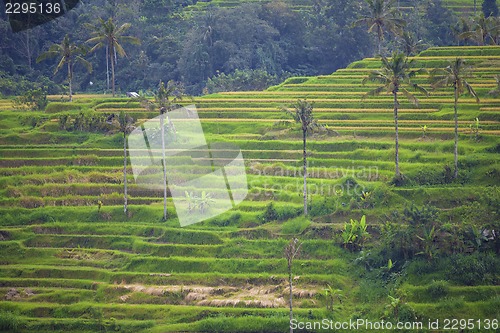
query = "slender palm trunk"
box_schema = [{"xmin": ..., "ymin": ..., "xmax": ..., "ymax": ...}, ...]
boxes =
[
  {"xmin": 453, "ymin": 84, "xmax": 459, "ymax": 179},
  {"xmin": 160, "ymin": 113, "xmax": 168, "ymax": 220},
  {"xmin": 67, "ymin": 61, "xmax": 73, "ymax": 102},
  {"xmin": 288, "ymin": 262, "xmax": 293, "ymax": 333},
  {"xmin": 26, "ymin": 31, "xmax": 32, "ymax": 69},
  {"xmin": 393, "ymin": 91, "xmax": 400, "ymax": 178},
  {"xmin": 110, "ymin": 45, "xmax": 116, "ymax": 96},
  {"xmin": 377, "ymin": 33, "xmax": 382, "ymax": 56},
  {"xmin": 106, "ymin": 45, "xmax": 110, "ymax": 92},
  {"xmin": 302, "ymin": 128, "xmax": 307, "ymax": 216},
  {"xmin": 123, "ymin": 130, "xmax": 128, "ymax": 214}
]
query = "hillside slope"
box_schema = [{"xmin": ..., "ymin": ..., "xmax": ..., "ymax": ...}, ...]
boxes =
[{"xmin": 0, "ymin": 46, "xmax": 499, "ymax": 332}]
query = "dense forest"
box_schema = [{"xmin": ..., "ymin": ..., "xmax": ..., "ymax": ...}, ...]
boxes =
[{"xmin": 0, "ymin": 0, "xmax": 472, "ymax": 96}]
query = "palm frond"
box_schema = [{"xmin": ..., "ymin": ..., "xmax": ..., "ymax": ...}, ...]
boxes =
[
  {"xmin": 362, "ymin": 85, "xmax": 387, "ymax": 100},
  {"xmin": 412, "ymin": 83, "xmax": 429, "ymax": 97},
  {"xmin": 120, "ymin": 36, "xmax": 141, "ymax": 45},
  {"xmin": 75, "ymin": 56, "xmax": 93, "ymax": 73},
  {"xmin": 54, "ymin": 57, "xmax": 66, "ymax": 75},
  {"xmin": 464, "ymin": 81, "xmax": 480, "ymax": 102},
  {"xmin": 114, "ymin": 42, "xmax": 127, "ymax": 58},
  {"xmin": 400, "ymin": 87, "xmax": 418, "ymax": 106},
  {"xmin": 36, "ymin": 51, "xmax": 59, "ymax": 63}
]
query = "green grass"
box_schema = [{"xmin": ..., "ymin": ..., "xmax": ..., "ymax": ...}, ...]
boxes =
[{"xmin": 1, "ymin": 45, "xmax": 499, "ymax": 332}]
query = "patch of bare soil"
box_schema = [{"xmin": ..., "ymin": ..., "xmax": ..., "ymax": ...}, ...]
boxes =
[{"xmin": 115, "ymin": 281, "xmax": 319, "ymax": 308}]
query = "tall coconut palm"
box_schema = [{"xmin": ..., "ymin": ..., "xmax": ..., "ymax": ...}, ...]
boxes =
[
  {"xmin": 430, "ymin": 58, "xmax": 479, "ymax": 179},
  {"xmin": 282, "ymin": 100, "xmax": 319, "ymax": 215},
  {"xmin": 354, "ymin": 0, "xmax": 406, "ymax": 55},
  {"xmin": 459, "ymin": 13, "xmax": 497, "ymax": 45},
  {"xmin": 117, "ymin": 111, "xmax": 134, "ymax": 214},
  {"xmin": 141, "ymin": 81, "xmax": 185, "ymax": 221},
  {"xmin": 36, "ymin": 34, "xmax": 92, "ymax": 102},
  {"xmin": 399, "ymin": 31, "xmax": 427, "ymax": 56},
  {"xmin": 363, "ymin": 52, "xmax": 428, "ymax": 181},
  {"xmin": 488, "ymin": 74, "xmax": 500, "ymax": 97},
  {"xmin": 86, "ymin": 18, "xmax": 140, "ymax": 96}
]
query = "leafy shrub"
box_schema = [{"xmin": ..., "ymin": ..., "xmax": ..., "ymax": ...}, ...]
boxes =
[
  {"xmin": 403, "ymin": 204, "xmax": 438, "ymax": 228},
  {"xmin": 309, "ymin": 196, "xmax": 337, "ymax": 217},
  {"xmin": 261, "ymin": 202, "xmax": 278, "ymax": 222},
  {"xmin": 14, "ymin": 88, "xmax": 48, "ymax": 111},
  {"xmin": 206, "ymin": 69, "xmax": 278, "ymax": 93},
  {"xmin": 281, "ymin": 216, "xmax": 310, "ymax": 234},
  {"xmin": 447, "ymin": 253, "xmax": 497, "ymax": 285},
  {"xmin": 45, "ymin": 102, "xmax": 84, "ymax": 113},
  {"xmin": 275, "ymin": 205, "xmax": 302, "ymax": 221},
  {"xmin": 426, "ymin": 280, "xmax": 450, "ymax": 300},
  {"xmin": 18, "ymin": 114, "xmax": 49, "ymax": 128},
  {"xmin": 0, "ymin": 311, "xmax": 20, "ymax": 331}
]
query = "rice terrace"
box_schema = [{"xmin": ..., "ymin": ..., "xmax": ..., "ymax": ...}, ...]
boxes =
[{"xmin": 0, "ymin": 0, "xmax": 499, "ymax": 332}]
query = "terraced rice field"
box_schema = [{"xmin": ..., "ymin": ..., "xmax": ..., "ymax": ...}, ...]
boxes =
[
  {"xmin": 0, "ymin": 46, "xmax": 499, "ymax": 332},
  {"xmin": 182, "ymin": 0, "xmax": 475, "ymax": 15}
]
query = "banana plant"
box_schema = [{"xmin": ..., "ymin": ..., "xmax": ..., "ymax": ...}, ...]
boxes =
[
  {"xmin": 385, "ymin": 295, "xmax": 402, "ymax": 319},
  {"xmin": 416, "ymin": 225, "xmax": 436, "ymax": 260},
  {"xmin": 323, "ymin": 285, "xmax": 344, "ymax": 311},
  {"xmin": 421, "ymin": 125, "xmax": 427, "ymax": 138},
  {"xmin": 341, "ymin": 215, "xmax": 369, "ymax": 251},
  {"xmin": 197, "ymin": 191, "xmax": 214, "ymax": 214},
  {"xmin": 184, "ymin": 191, "xmax": 197, "ymax": 214}
]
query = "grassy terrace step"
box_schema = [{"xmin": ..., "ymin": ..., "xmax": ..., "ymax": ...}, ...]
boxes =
[
  {"xmin": 404, "ymin": 285, "xmax": 500, "ymax": 303},
  {"xmin": 0, "ymin": 301, "xmax": 308, "ymax": 321},
  {"xmin": 0, "ymin": 270, "xmax": 342, "ymax": 287},
  {"xmin": 19, "ymin": 234, "xmax": 344, "ymax": 259}
]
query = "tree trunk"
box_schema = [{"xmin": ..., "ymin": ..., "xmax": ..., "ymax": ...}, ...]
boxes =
[
  {"xmin": 68, "ymin": 61, "xmax": 73, "ymax": 102},
  {"xmin": 393, "ymin": 91, "xmax": 400, "ymax": 178},
  {"xmin": 454, "ymin": 84, "xmax": 459, "ymax": 179},
  {"xmin": 123, "ymin": 130, "xmax": 128, "ymax": 214},
  {"xmin": 160, "ymin": 113, "xmax": 168, "ymax": 220},
  {"xmin": 288, "ymin": 262, "xmax": 293, "ymax": 333},
  {"xmin": 110, "ymin": 45, "xmax": 116, "ymax": 96},
  {"xmin": 378, "ymin": 33, "xmax": 382, "ymax": 56},
  {"xmin": 106, "ymin": 45, "xmax": 110, "ymax": 92},
  {"xmin": 302, "ymin": 128, "xmax": 307, "ymax": 216},
  {"xmin": 26, "ymin": 31, "xmax": 32, "ymax": 69}
]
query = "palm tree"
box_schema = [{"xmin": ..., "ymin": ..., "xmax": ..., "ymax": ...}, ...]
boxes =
[
  {"xmin": 141, "ymin": 81, "xmax": 185, "ymax": 220},
  {"xmin": 488, "ymin": 74, "xmax": 500, "ymax": 97},
  {"xmin": 36, "ymin": 34, "xmax": 92, "ymax": 102},
  {"xmin": 354, "ymin": 0, "xmax": 406, "ymax": 55},
  {"xmin": 399, "ymin": 31, "xmax": 427, "ymax": 56},
  {"xmin": 282, "ymin": 100, "xmax": 319, "ymax": 216},
  {"xmin": 430, "ymin": 58, "xmax": 479, "ymax": 179},
  {"xmin": 459, "ymin": 13, "xmax": 497, "ymax": 45},
  {"xmin": 363, "ymin": 52, "xmax": 428, "ymax": 181},
  {"xmin": 117, "ymin": 111, "xmax": 134, "ymax": 214},
  {"xmin": 86, "ymin": 18, "xmax": 140, "ymax": 96}
]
